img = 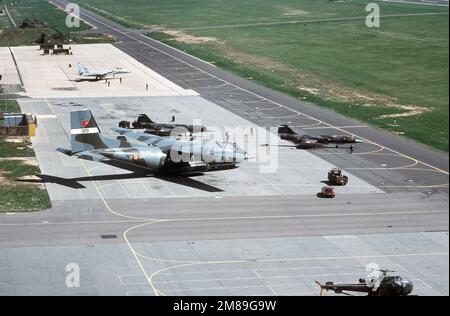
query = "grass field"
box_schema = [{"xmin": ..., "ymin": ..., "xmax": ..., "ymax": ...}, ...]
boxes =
[
  {"xmin": 75, "ymin": 0, "xmax": 449, "ymax": 152},
  {"xmin": 0, "ymin": 99, "xmax": 50, "ymax": 212},
  {"xmin": 0, "ymin": 99, "xmax": 20, "ymax": 113},
  {"xmin": 0, "ymin": 0, "xmax": 115, "ymax": 46},
  {"xmin": 0, "ymin": 159, "xmax": 51, "ymax": 212}
]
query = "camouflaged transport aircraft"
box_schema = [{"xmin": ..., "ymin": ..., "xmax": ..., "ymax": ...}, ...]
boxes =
[{"xmin": 58, "ymin": 110, "xmax": 248, "ymax": 175}]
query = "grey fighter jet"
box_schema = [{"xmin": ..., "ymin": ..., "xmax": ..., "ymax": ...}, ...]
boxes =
[
  {"xmin": 58, "ymin": 110, "xmax": 248, "ymax": 175},
  {"xmin": 278, "ymin": 125, "xmax": 363, "ymax": 149}
]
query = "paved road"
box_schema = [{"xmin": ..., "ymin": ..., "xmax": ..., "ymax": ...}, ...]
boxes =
[
  {"xmin": 1, "ymin": 192, "xmax": 448, "ymax": 245},
  {"xmin": 0, "ymin": 193, "xmax": 448, "ymax": 295}
]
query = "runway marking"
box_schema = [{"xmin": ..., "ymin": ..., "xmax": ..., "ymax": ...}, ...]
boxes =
[
  {"xmin": 140, "ymin": 12, "xmax": 449, "ymax": 32},
  {"xmin": 378, "ymin": 0, "xmax": 449, "ymax": 7},
  {"xmin": 153, "ymin": 271, "xmax": 363, "ymax": 283},
  {"xmin": 257, "ymin": 106, "xmax": 283, "ymax": 111},
  {"xmin": 147, "ymin": 252, "xmax": 449, "ymax": 296},
  {"xmin": 0, "ymin": 219, "xmax": 145, "ymax": 227},
  {"xmin": 267, "ymin": 285, "xmax": 278, "ymax": 296},
  {"xmin": 411, "ymin": 278, "xmax": 433, "ymax": 289},
  {"xmin": 35, "ymin": 115, "xmax": 58, "ymax": 119},
  {"xmin": 53, "ymin": 0, "xmax": 449, "ymax": 177},
  {"xmin": 46, "ymin": 0, "xmax": 450, "ymax": 296},
  {"xmin": 79, "ymin": 159, "xmax": 156, "ymax": 221},
  {"xmin": 262, "ymin": 113, "xmax": 301, "ymax": 119},
  {"xmin": 126, "ymin": 290, "xmax": 154, "ymax": 296},
  {"xmin": 294, "ymin": 122, "xmax": 324, "ymax": 129},
  {"xmin": 156, "ymin": 263, "xmax": 409, "ymax": 275},
  {"xmin": 119, "ymin": 274, "xmax": 148, "ymax": 286},
  {"xmin": 122, "ymin": 210, "xmax": 448, "ymax": 265},
  {"xmin": 123, "ymin": 221, "xmax": 163, "ymax": 295},
  {"xmin": 302, "ymin": 125, "xmax": 369, "ymax": 130}
]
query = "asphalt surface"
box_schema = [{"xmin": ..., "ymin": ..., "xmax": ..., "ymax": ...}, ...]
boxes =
[
  {"xmin": 0, "ymin": 0, "xmax": 448, "ymax": 296},
  {"xmin": 19, "ymin": 96, "xmax": 383, "ymax": 201},
  {"xmin": 0, "ymin": 193, "xmax": 448, "ymax": 295},
  {"xmin": 48, "ymin": 0, "xmax": 449, "ymax": 183}
]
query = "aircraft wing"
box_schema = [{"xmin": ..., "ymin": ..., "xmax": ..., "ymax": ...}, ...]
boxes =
[
  {"xmin": 82, "ymin": 69, "xmax": 111, "ymax": 78},
  {"xmin": 295, "ymin": 139, "xmax": 323, "ymax": 149},
  {"xmin": 112, "ymin": 128, "xmax": 177, "ymax": 153}
]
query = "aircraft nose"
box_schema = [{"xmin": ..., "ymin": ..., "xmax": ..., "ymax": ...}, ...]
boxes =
[{"xmin": 354, "ymin": 138, "xmax": 364, "ymax": 143}]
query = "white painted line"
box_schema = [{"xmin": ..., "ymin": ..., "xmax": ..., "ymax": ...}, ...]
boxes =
[
  {"xmin": 411, "ymin": 278, "xmax": 433, "ymax": 289},
  {"xmin": 35, "ymin": 115, "xmax": 58, "ymax": 119},
  {"xmin": 302, "ymin": 125, "xmax": 369, "ymax": 130},
  {"xmin": 378, "ymin": 0, "xmax": 449, "ymax": 7},
  {"xmin": 126, "ymin": 290, "xmax": 154, "ymax": 296},
  {"xmin": 73, "ymin": 11, "xmax": 448, "ymax": 176},
  {"xmin": 119, "ymin": 274, "xmax": 148, "ymax": 286}
]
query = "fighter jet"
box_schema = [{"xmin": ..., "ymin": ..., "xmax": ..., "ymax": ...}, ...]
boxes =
[
  {"xmin": 58, "ymin": 110, "xmax": 247, "ymax": 175},
  {"xmin": 118, "ymin": 114, "xmax": 207, "ymax": 137},
  {"xmin": 316, "ymin": 269, "xmax": 413, "ymax": 296},
  {"xmin": 76, "ymin": 63, "xmax": 130, "ymax": 81},
  {"xmin": 278, "ymin": 125, "xmax": 363, "ymax": 149}
]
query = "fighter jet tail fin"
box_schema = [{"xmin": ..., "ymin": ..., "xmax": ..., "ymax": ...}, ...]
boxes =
[
  {"xmin": 136, "ymin": 114, "xmax": 153, "ymax": 124},
  {"xmin": 70, "ymin": 110, "xmax": 109, "ymax": 153},
  {"xmin": 278, "ymin": 125, "xmax": 296, "ymax": 135},
  {"xmin": 76, "ymin": 63, "xmax": 89, "ymax": 75}
]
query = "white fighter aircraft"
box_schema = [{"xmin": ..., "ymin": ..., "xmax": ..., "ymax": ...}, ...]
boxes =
[{"xmin": 76, "ymin": 63, "xmax": 130, "ymax": 81}]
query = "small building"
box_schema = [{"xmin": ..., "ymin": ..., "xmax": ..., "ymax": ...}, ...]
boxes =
[{"xmin": 0, "ymin": 113, "xmax": 37, "ymax": 136}]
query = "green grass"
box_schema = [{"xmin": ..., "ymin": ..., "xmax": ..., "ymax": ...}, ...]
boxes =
[
  {"xmin": 0, "ymin": 0, "xmax": 116, "ymax": 46},
  {"xmin": 0, "ymin": 159, "xmax": 39, "ymax": 179},
  {"xmin": 0, "ymin": 160, "xmax": 51, "ymax": 212},
  {"xmin": 8, "ymin": 0, "xmax": 90, "ymax": 32},
  {"xmin": 149, "ymin": 32, "xmax": 447, "ymax": 148},
  {"xmin": 74, "ymin": 0, "xmax": 449, "ymax": 152},
  {"xmin": 73, "ymin": 0, "xmax": 448, "ymax": 29},
  {"xmin": 0, "ymin": 184, "xmax": 51, "ymax": 212},
  {"xmin": 0, "ymin": 138, "xmax": 35, "ymax": 157},
  {"xmin": 0, "ymin": 99, "xmax": 50, "ymax": 212},
  {"xmin": 0, "ymin": 99, "xmax": 20, "ymax": 112}
]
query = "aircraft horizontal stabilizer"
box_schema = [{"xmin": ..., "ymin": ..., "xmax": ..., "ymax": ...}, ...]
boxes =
[{"xmin": 74, "ymin": 151, "xmax": 110, "ymax": 162}]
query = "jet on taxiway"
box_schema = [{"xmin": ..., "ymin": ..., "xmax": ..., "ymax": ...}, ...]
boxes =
[{"xmin": 278, "ymin": 125, "xmax": 363, "ymax": 149}]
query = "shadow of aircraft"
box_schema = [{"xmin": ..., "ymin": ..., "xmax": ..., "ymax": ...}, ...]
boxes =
[
  {"xmin": 70, "ymin": 77, "xmax": 121, "ymax": 83},
  {"xmin": 18, "ymin": 158, "xmax": 224, "ymax": 193}
]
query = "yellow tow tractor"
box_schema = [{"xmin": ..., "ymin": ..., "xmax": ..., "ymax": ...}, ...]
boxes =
[{"xmin": 328, "ymin": 168, "xmax": 348, "ymax": 186}]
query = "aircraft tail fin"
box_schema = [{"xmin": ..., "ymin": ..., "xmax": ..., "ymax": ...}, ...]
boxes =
[
  {"xmin": 136, "ymin": 114, "xmax": 153, "ymax": 124},
  {"xmin": 70, "ymin": 110, "xmax": 108, "ymax": 153},
  {"xmin": 278, "ymin": 125, "xmax": 296, "ymax": 135},
  {"xmin": 77, "ymin": 63, "xmax": 89, "ymax": 75}
]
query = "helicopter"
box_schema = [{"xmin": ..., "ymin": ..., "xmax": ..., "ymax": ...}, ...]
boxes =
[{"xmin": 316, "ymin": 269, "xmax": 414, "ymax": 296}]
